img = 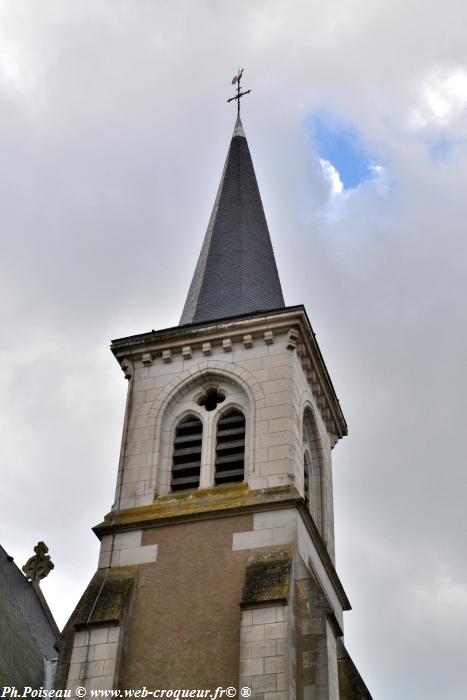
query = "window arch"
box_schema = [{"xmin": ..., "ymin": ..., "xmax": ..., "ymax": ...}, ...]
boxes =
[
  {"xmin": 304, "ymin": 450, "xmax": 311, "ymax": 511},
  {"xmin": 157, "ymin": 372, "xmax": 250, "ymax": 496},
  {"xmin": 303, "ymin": 407, "xmax": 324, "ymax": 535},
  {"xmin": 171, "ymin": 415, "xmax": 203, "ymax": 492},
  {"xmin": 214, "ymin": 408, "xmax": 246, "ymax": 486}
]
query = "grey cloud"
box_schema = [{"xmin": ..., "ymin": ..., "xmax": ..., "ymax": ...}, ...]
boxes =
[{"xmin": 1, "ymin": 2, "xmax": 466, "ymax": 698}]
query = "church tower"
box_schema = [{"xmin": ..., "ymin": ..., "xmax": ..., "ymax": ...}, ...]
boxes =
[{"xmin": 56, "ymin": 83, "xmax": 372, "ymax": 699}]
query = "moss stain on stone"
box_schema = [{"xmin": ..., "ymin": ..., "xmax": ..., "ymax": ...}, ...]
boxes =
[
  {"xmin": 73, "ymin": 568, "xmax": 136, "ymax": 627},
  {"xmin": 242, "ymin": 545, "xmax": 293, "ymax": 605},
  {"xmin": 95, "ymin": 484, "xmax": 301, "ymax": 535}
]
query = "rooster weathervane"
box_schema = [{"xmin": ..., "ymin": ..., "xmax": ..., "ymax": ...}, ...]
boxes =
[{"xmin": 227, "ymin": 68, "xmax": 251, "ymax": 116}]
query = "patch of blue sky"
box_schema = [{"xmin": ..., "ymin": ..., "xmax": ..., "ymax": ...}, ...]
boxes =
[{"xmin": 308, "ymin": 112, "xmax": 378, "ymax": 190}]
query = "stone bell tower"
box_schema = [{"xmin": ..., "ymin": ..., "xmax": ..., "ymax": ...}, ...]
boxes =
[{"xmin": 56, "ymin": 103, "xmax": 372, "ymax": 699}]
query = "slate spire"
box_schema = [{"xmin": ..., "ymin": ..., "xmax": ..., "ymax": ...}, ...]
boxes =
[{"xmin": 180, "ymin": 116, "xmax": 285, "ymax": 325}]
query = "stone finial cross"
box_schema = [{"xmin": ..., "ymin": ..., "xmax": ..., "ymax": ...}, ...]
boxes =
[{"xmin": 22, "ymin": 541, "xmax": 55, "ymax": 583}]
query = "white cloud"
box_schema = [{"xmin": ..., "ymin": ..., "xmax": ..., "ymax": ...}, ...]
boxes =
[
  {"xmin": 412, "ymin": 67, "xmax": 467, "ymax": 128},
  {"xmin": 319, "ymin": 157, "xmax": 344, "ymax": 194}
]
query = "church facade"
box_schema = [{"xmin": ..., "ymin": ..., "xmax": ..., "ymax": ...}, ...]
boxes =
[{"xmin": 56, "ymin": 113, "xmax": 371, "ymax": 699}]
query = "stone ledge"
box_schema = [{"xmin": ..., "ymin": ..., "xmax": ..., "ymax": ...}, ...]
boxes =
[{"xmin": 94, "ymin": 484, "xmax": 301, "ymax": 534}]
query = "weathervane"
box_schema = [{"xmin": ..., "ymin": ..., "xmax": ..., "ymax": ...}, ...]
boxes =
[{"xmin": 227, "ymin": 68, "xmax": 251, "ymax": 117}]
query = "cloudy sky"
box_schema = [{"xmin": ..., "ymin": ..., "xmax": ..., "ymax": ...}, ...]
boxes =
[{"xmin": 1, "ymin": 1, "xmax": 466, "ymax": 697}]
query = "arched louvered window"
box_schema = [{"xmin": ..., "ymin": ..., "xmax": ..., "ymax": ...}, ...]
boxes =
[
  {"xmin": 303, "ymin": 408, "xmax": 324, "ymax": 536},
  {"xmin": 215, "ymin": 409, "xmax": 245, "ymax": 486},
  {"xmin": 171, "ymin": 415, "xmax": 203, "ymax": 492},
  {"xmin": 304, "ymin": 452, "xmax": 311, "ymax": 510}
]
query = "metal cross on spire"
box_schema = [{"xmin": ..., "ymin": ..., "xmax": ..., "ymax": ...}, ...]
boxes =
[{"xmin": 227, "ymin": 68, "xmax": 251, "ymax": 117}]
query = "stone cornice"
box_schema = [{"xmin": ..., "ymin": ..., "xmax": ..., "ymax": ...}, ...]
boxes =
[
  {"xmin": 294, "ymin": 309, "xmax": 348, "ymax": 443},
  {"xmin": 110, "ymin": 305, "xmax": 347, "ymax": 443},
  {"xmin": 111, "ymin": 306, "xmax": 304, "ymax": 355}
]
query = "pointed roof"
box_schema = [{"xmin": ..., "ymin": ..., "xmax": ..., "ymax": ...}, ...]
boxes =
[{"xmin": 180, "ymin": 116, "xmax": 284, "ymax": 325}]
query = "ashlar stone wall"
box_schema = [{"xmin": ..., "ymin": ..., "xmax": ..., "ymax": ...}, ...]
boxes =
[
  {"xmin": 111, "ymin": 314, "xmax": 338, "ymax": 561},
  {"xmin": 66, "ymin": 626, "xmax": 120, "ymax": 694}
]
